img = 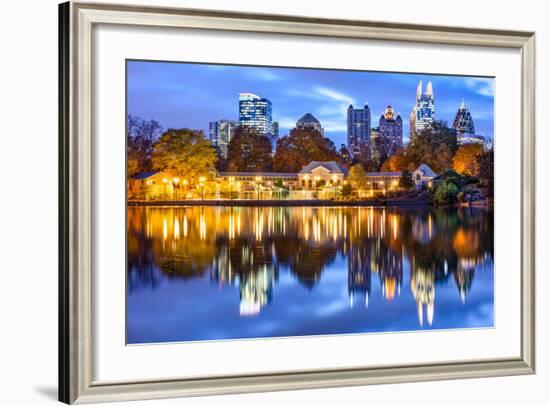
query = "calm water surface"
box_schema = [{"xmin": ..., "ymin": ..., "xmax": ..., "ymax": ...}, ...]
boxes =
[{"xmin": 127, "ymin": 206, "xmax": 494, "ymax": 344}]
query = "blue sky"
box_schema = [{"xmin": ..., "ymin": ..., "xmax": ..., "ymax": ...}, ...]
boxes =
[{"xmin": 127, "ymin": 60, "xmax": 494, "ymax": 147}]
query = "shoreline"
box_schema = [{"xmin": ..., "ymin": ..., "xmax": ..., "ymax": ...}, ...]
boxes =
[{"xmin": 128, "ymin": 199, "xmax": 432, "ymax": 207}]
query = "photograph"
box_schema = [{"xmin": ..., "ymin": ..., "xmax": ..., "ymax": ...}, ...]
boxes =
[{"xmin": 126, "ymin": 60, "xmax": 495, "ymax": 344}]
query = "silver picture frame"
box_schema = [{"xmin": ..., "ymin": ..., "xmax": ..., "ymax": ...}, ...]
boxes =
[{"xmin": 59, "ymin": 1, "xmax": 536, "ymax": 403}]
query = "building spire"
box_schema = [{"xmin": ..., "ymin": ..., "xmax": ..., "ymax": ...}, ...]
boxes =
[
  {"xmin": 426, "ymin": 81, "xmax": 433, "ymax": 98},
  {"xmin": 460, "ymin": 98, "xmax": 466, "ymax": 109},
  {"xmin": 416, "ymin": 80, "xmax": 423, "ymax": 100}
]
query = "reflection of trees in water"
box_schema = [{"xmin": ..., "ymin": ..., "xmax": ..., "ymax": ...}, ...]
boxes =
[{"xmin": 127, "ymin": 206, "xmax": 493, "ymax": 321}]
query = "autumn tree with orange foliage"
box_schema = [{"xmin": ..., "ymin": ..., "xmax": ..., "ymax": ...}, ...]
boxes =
[
  {"xmin": 273, "ymin": 128, "xmax": 340, "ymax": 173},
  {"xmin": 452, "ymin": 144, "xmax": 483, "ymax": 176},
  {"xmin": 380, "ymin": 148, "xmax": 407, "ymax": 172}
]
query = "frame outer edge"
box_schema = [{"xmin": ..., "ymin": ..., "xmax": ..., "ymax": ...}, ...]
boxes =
[
  {"xmin": 521, "ymin": 33, "xmax": 536, "ymax": 372},
  {"xmin": 63, "ymin": 2, "xmax": 537, "ymax": 403},
  {"xmin": 58, "ymin": 1, "xmax": 71, "ymax": 404}
]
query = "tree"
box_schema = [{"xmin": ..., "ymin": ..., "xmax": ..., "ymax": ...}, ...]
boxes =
[
  {"xmin": 406, "ymin": 122, "xmax": 455, "ymax": 173},
  {"xmin": 347, "ymin": 164, "xmax": 369, "ymax": 191},
  {"xmin": 338, "ymin": 144, "xmax": 351, "ymax": 166},
  {"xmin": 226, "ymin": 127, "xmax": 272, "ymax": 172},
  {"xmin": 151, "ymin": 128, "xmax": 217, "ymax": 183},
  {"xmin": 453, "ymin": 143, "xmax": 483, "ymax": 176},
  {"xmin": 273, "ymin": 128, "xmax": 339, "ymax": 172},
  {"xmin": 399, "ymin": 169, "xmax": 414, "ymax": 190},
  {"xmin": 381, "ymin": 149, "xmax": 407, "ymax": 172},
  {"xmin": 433, "ymin": 180, "xmax": 459, "ymax": 205},
  {"xmin": 477, "ymin": 147, "xmax": 494, "ymax": 197},
  {"xmin": 127, "ymin": 115, "xmax": 163, "ymax": 175}
]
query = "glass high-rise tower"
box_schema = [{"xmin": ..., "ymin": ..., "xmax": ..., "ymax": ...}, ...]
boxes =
[
  {"xmin": 347, "ymin": 104, "xmax": 371, "ymax": 157},
  {"xmin": 410, "ymin": 81, "xmax": 435, "ymax": 140},
  {"xmin": 209, "ymin": 119, "xmax": 238, "ymax": 159},
  {"xmin": 238, "ymin": 93, "xmax": 273, "ymax": 139}
]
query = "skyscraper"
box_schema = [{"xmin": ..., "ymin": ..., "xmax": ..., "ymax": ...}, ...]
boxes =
[
  {"xmin": 378, "ymin": 105, "xmax": 403, "ymax": 158},
  {"xmin": 452, "ymin": 100, "xmax": 476, "ymax": 135},
  {"xmin": 296, "ymin": 113, "xmax": 324, "ymax": 134},
  {"xmin": 370, "ymin": 127, "xmax": 380, "ymax": 163},
  {"xmin": 452, "ymin": 100, "xmax": 485, "ymax": 145},
  {"xmin": 209, "ymin": 119, "xmax": 238, "ymax": 159},
  {"xmin": 410, "ymin": 81, "xmax": 435, "ymax": 140},
  {"xmin": 347, "ymin": 104, "xmax": 371, "ymax": 157},
  {"xmin": 238, "ymin": 93, "xmax": 273, "ymax": 139}
]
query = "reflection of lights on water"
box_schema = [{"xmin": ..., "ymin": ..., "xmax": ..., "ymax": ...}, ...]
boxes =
[
  {"xmin": 199, "ymin": 213, "xmax": 206, "ymax": 240},
  {"xmin": 183, "ymin": 214, "xmax": 188, "ymax": 237},
  {"xmin": 392, "ymin": 215, "xmax": 398, "ymax": 240},
  {"xmin": 163, "ymin": 217, "xmax": 168, "ymax": 241},
  {"xmin": 174, "ymin": 217, "xmax": 180, "ymax": 240}
]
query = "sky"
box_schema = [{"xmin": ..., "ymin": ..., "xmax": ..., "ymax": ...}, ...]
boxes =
[{"xmin": 127, "ymin": 60, "xmax": 495, "ymax": 148}]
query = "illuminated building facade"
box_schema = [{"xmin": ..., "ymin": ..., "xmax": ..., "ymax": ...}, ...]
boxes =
[
  {"xmin": 296, "ymin": 112, "xmax": 324, "ymax": 135},
  {"xmin": 238, "ymin": 92, "xmax": 273, "ymax": 140},
  {"xmin": 378, "ymin": 105, "xmax": 403, "ymax": 157},
  {"xmin": 347, "ymin": 103, "xmax": 371, "ymax": 157},
  {"xmin": 410, "ymin": 81, "xmax": 435, "ymax": 140},
  {"xmin": 208, "ymin": 119, "xmax": 238, "ymax": 159},
  {"xmin": 452, "ymin": 100, "xmax": 485, "ymax": 145}
]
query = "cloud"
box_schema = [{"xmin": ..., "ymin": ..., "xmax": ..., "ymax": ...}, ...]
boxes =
[
  {"xmin": 463, "ymin": 78, "xmax": 494, "ymax": 97},
  {"xmin": 315, "ymin": 87, "xmax": 355, "ymax": 104}
]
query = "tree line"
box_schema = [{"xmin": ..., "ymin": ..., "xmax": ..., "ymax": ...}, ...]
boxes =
[{"xmin": 127, "ymin": 115, "xmax": 493, "ymax": 194}]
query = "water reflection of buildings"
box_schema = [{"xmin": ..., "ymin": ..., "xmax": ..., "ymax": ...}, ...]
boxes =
[{"xmin": 128, "ymin": 206, "xmax": 494, "ymax": 325}]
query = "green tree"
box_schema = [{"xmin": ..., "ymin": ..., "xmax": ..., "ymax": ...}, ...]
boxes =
[
  {"xmin": 273, "ymin": 128, "xmax": 339, "ymax": 172},
  {"xmin": 433, "ymin": 180, "xmax": 460, "ymax": 205},
  {"xmin": 226, "ymin": 127, "xmax": 272, "ymax": 172},
  {"xmin": 406, "ymin": 123, "xmax": 454, "ymax": 173},
  {"xmin": 341, "ymin": 183, "xmax": 353, "ymax": 197},
  {"xmin": 399, "ymin": 169, "xmax": 414, "ymax": 190},
  {"xmin": 151, "ymin": 128, "xmax": 217, "ymax": 183},
  {"xmin": 347, "ymin": 164, "xmax": 369, "ymax": 191}
]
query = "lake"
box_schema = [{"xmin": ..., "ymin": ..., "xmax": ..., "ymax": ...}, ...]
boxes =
[{"xmin": 127, "ymin": 205, "xmax": 494, "ymax": 344}]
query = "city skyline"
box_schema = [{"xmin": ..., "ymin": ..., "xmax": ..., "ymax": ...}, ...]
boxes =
[{"xmin": 127, "ymin": 60, "xmax": 495, "ymax": 148}]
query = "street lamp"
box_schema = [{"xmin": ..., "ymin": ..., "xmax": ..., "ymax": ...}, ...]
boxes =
[
  {"xmin": 173, "ymin": 177, "xmax": 179, "ymax": 200},
  {"xmin": 199, "ymin": 176, "xmax": 206, "ymax": 201}
]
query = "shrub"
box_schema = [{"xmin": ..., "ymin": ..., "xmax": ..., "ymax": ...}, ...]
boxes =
[{"xmin": 433, "ymin": 180, "xmax": 460, "ymax": 206}]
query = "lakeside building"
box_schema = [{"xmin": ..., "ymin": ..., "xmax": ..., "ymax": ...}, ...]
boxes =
[
  {"xmin": 128, "ymin": 171, "xmax": 175, "ymax": 199},
  {"xmin": 410, "ymin": 81, "xmax": 435, "ymax": 141},
  {"xmin": 347, "ymin": 103, "xmax": 371, "ymax": 157},
  {"xmin": 208, "ymin": 119, "xmax": 238, "ymax": 159},
  {"xmin": 297, "ymin": 161, "xmax": 347, "ymax": 189},
  {"xmin": 238, "ymin": 92, "xmax": 274, "ymax": 139},
  {"xmin": 295, "ymin": 113, "xmax": 324, "ymax": 135},
  {"xmin": 412, "ymin": 164, "xmax": 437, "ymax": 190},
  {"xmin": 129, "ymin": 162, "xmax": 437, "ymax": 200},
  {"xmin": 378, "ymin": 105, "xmax": 403, "ymax": 157},
  {"xmin": 452, "ymin": 100, "xmax": 486, "ymax": 145}
]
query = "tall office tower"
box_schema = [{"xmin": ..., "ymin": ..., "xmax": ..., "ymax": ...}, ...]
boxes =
[
  {"xmin": 369, "ymin": 127, "xmax": 381, "ymax": 163},
  {"xmin": 378, "ymin": 105, "xmax": 403, "ymax": 158},
  {"xmin": 410, "ymin": 80, "xmax": 435, "ymax": 141},
  {"xmin": 452, "ymin": 100, "xmax": 476, "ymax": 135},
  {"xmin": 295, "ymin": 113, "xmax": 324, "ymax": 135},
  {"xmin": 238, "ymin": 93, "xmax": 273, "ymax": 139},
  {"xmin": 347, "ymin": 103, "xmax": 371, "ymax": 157},
  {"xmin": 208, "ymin": 119, "xmax": 238, "ymax": 159}
]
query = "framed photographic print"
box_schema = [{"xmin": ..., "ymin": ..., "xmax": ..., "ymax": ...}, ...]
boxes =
[{"xmin": 59, "ymin": 1, "xmax": 536, "ymax": 404}]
